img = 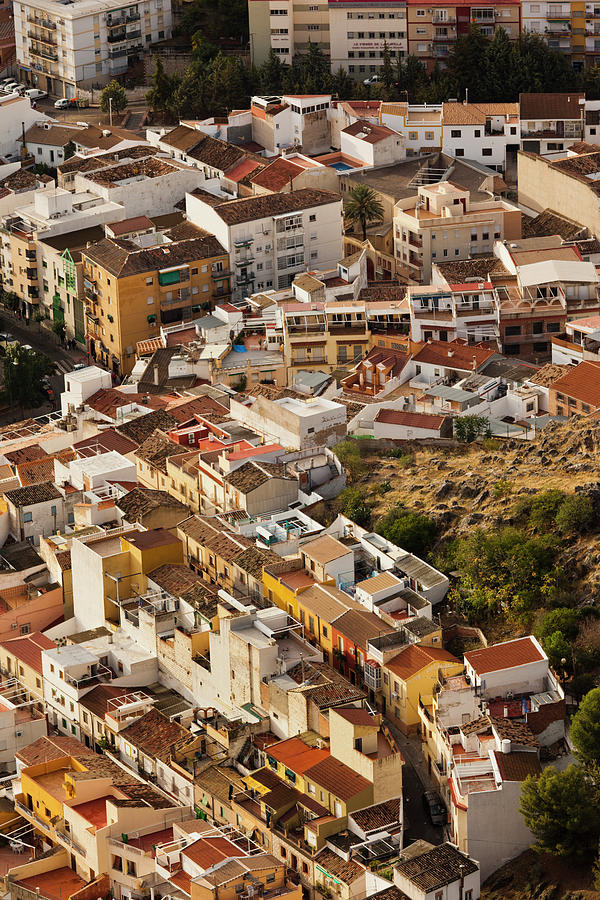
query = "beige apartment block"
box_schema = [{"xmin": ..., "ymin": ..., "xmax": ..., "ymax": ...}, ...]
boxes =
[{"xmin": 394, "ymin": 181, "xmax": 522, "ymax": 282}]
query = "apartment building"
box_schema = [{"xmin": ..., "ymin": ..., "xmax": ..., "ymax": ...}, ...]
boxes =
[
  {"xmin": 82, "ymin": 221, "xmax": 230, "ymax": 376},
  {"xmin": 394, "ymin": 181, "xmax": 522, "ymax": 282},
  {"xmin": 14, "ymin": 0, "xmax": 172, "ymax": 97},
  {"xmin": 551, "ymin": 313, "xmax": 600, "ymax": 364},
  {"xmin": 409, "ymin": 282, "xmax": 500, "ymax": 343},
  {"xmin": 185, "ymin": 188, "xmax": 343, "ymax": 300},
  {"xmin": 406, "ymin": 0, "xmax": 521, "ymax": 70},
  {"xmin": 248, "ymin": 0, "xmax": 407, "ymax": 76},
  {"xmin": 520, "ymin": 91, "xmax": 585, "ymax": 155},
  {"xmin": 380, "ymin": 101, "xmax": 443, "ymax": 156},
  {"xmin": 282, "ymin": 298, "xmax": 370, "ymax": 374},
  {"xmin": 548, "ymin": 359, "xmax": 600, "ymax": 414}
]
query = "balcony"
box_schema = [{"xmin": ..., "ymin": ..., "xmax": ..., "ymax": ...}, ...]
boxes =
[
  {"xmin": 108, "ymin": 47, "xmax": 128, "ymax": 58},
  {"xmin": 27, "ymin": 15, "xmax": 56, "ymax": 28},
  {"xmin": 546, "ymin": 23, "xmax": 571, "ymax": 32},
  {"xmin": 56, "ymin": 829, "xmax": 86, "ymax": 857},
  {"xmin": 212, "ymin": 267, "xmax": 232, "ymax": 280},
  {"xmin": 413, "ymin": 306, "xmax": 454, "ymax": 320},
  {"xmin": 25, "ymin": 249, "xmax": 36, "ymax": 261},
  {"xmin": 107, "ymin": 29, "xmax": 126, "ymax": 41},
  {"xmin": 235, "ymin": 255, "xmax": 255, "ymax": 267},
  {"xmin": 64, "ymin": 663, "xmax": 112, "ymax": 689},
  {"xmin": 236, "ymin": 272, "xmax": 255, "ymax": 285},
  {"xmin": 29, "ymin": 45, "xmax": 58, "ymax": 61},
  {"xmin": 126, "ymin": 11, "xmax": 141, "ymax": 20},
  {"xmin": 433, "ymin": 13, "xmax": 455, "ymax": 21},
  {"xmin": 327, "ymin": 321, "xmax": 368, "ymax": 335},
  {"xmin": 234, "ymin": 236, "xmax": 254, "ymax": 248},
  {"xmin": 408, "ymin": 235, "xmax": 423, "ymax": 248}
]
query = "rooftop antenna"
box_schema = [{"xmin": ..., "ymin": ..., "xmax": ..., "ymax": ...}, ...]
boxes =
[{"xmin": 465, "ymin": 87, "xmax": 469, "ymax": 105}]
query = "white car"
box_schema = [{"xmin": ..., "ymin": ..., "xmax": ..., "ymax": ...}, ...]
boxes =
[
  {"xmin": 54, "ymin": 97, "xmax": 72, "ymax": 109},
  {"xmin": 363, "ymin": 74, "xmax": 382, "ymax": 85},
  {"xmin": 2, "ymin": 82, "xmax": 18, "ymax": 93},
  {"xmin": 25, "ymin": 88, "xmax": 47, "ymax": 100}
]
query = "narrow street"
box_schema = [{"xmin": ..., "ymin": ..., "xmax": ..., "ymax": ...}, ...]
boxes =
[
  {"xmin": 0, "ymin": 310, "xmax": 93, "ymax": 420},
  {"xmin": 385, "ymin": 720, "xmax": 446, "ymax": 847}
]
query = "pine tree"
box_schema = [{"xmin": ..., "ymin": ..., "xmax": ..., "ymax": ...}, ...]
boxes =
[{"xmin": 381, "ymin": 41, "xmax": 394, "ymax": 92}]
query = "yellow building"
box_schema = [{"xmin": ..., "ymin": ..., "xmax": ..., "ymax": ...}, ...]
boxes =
[
  {"xmin": 82, "ymin": 221, "xmax": 230, "ymax": 376},
  {"xmin": 263, "ymin": 559, "xmax": 318, "ymax": 620},
  {"xmin": 296, "ymin": 583, "xmax": 359, "ymax": 666},
  {"xmin": 191, "ymin": 854, "xmax": 301, "ymax": 900},
  {"xmin": 382, "ymin": 644, "xmax": 463, "ymax": 734}
]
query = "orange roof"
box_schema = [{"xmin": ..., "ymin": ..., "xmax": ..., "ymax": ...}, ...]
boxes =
[
  {"xmin": 19, "ymin": 868, "xmax": 85, "ymax": 900},
  {"xmin": 182, "ymin": 836, "xmax": 241, "ymax": 869},
  {"xmin": 265, "ymin": 736, "xmax": 329, "ymax": 774},
  {"xmin": 251, "ymin": 157, "xmax": 305, "ymax": 192},
  {"xmin": 412, "ymin": 339, "xmax": 496, "ymax": 371},
  {"xmin": 375, "ymin": 409, "xmax": 448, "ymax": 430},
  {"xmin": 549, "ymin": 360, "xmax": 600, "ymax": 408},
  {"xmin": 465, "ymin": 636, "xmax": 544, "ymax": 675},
  {"xmin": 386, "ymin": 644, "xmax": 459, "ymax": 681}
]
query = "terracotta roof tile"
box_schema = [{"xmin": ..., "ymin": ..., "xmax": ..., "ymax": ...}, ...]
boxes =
[
  {"xmin": 15, "ymin": 734, "xmax": 88, "ymax": 766},
  {"xmin": 265, "ymin": 737, "xmax": 329, "ymax": 774},
  {"xmin": 412, "ymin": 339, "xmax": 496, "ymax": 370},
  {"xmin": 519, "ymin": 92, "xmax": 585, "ymax": 120},
  {"xmin": 119, "ymin": 706, "xmax": 188, "ymax": 761},
  {"xmin": 386, "ymin": 645, "xmax": 459, "ymax": 682},
  {"xmin": 4, "ymin": 482, "xmax": 62, "ymax": 507},
  {"xmin": 395, "ymin": 842, "xmax": 479, "ymax": 891},
  {"xmin": 374, "ymin": 409, "xmax": 448, "ymax": 430},
  {"xmin": 549, "ymin": 360, "xmax": 600, "ymax": 408},
  {"xmin": 492, "ymin": 749, "xmax": 542, "ymax": 781},
  {"xmin": 304, "ymin": 755, "xmax": 370, "ymax": 801},
  {"xmin": 200, "ymin": 189, "xmax": 340, "ymax": 226},
  {"xmin": 465, "ymin": 636, "xmax": 545, "ymax": 675},
  {"xmin": 314, "ymin": 849, "xmax": 365, "ymax": 885},
  {"xmin": 0, "ymin": 631, "xmax": 55, "ymax": 674}
]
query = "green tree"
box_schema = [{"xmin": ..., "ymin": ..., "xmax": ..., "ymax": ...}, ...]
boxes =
[
  {"xmin": 331, "ymin": 66, "xmax": 354, "ymax": 100},
  {"xmin": 485, "ymin": 27, "xmax": 516, "ymax": 101},
  {"xmin": 52, "ymin": 320, "xmax": 66, "ymax": 342},
  {"xmin": 2, "ymin": 344, "xmax": 56, "ymax": 415},
  {"xmin": 447, "ymin": 26, "xmax": 490, "ymax": 100},
  {"xmin": 258, "ymin": 50, "xmax": 285, "ymax": 94},
  {"xmin": 381, "ymin": 41, "xmax": 395, "ymax": 93},
  {"xmin": 571, "ymin": 687, "xmax": 600, "ymax": 767},
  {"xmin": 99, "ymin": 80, "xmax": 127, "ymax": 115},
  {"xmin": 453, "ymin": 414, "xmax": 491, "ymax": 443},
  {"xmin": 555, "ymin": 494, "xmax": 594, "ymax": 535},
  {"xmin": 515, "ymin": 489, "xmax": 565, "ymax": 530},
  {"xmin": 520, "ymin": 765, "xmax": 600, "ymax": 858},
  {"xmin": 452, "ymin": 528, "xmax": 563, "ymax": 621},
  {"xmin": 344, "ymin": 184, "xmax": 384, "ymax": 241},
  {"xmin": 335, "ymin": 440, "xmax": 367, "ymax": 482},
  {"xmin": 375, "ymin": 506, "xmax": 436, "ymax": 556},
  {"xmin": 338, "ymin": 487, "xmax": 372, "ymax": 529},
  {"xmin": 146, "ymin": 58, "xmax": 178, "ymax": 115}
]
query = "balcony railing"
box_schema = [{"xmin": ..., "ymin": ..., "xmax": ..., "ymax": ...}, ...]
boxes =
[
  {"xmin": 56, "ymin": 830, "xmax": 86, "ymax": 856},
  {"xmin": 29, "ymin": 45, "xmax": 58, "ymax": 61},
  {"xmin": 64, "ymin": 663, "xmax": 112, "ymax": 689},
  {"xmin": 27, "ymin": 15, "xmax": 56, "ymax": 28},
  {"xmin": 27, "ymin": 29, "xmax": 57, "ymax": 44}
]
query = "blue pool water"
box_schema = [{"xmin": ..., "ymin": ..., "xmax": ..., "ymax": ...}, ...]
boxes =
[{"xmin": 330, "ymin": 161, "xmax": 353, "ymax": 172}]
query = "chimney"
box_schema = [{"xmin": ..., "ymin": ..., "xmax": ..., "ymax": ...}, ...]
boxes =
[
  {"xmin": 448, "ymin": 349, "xmax": 454, "ymax": 357},
  {"xmin": 153, "ymin": 365, "xmax": 160, "ymax": 385},
  {"xmin": 472, "ymin": 355, "xmax": 477, "ymax": 371}
]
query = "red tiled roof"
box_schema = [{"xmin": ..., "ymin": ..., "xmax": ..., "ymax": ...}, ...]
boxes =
[
  {"xmin": 73, "ymin": 428, "xmax": 138, "ymax": 457},
  {"xmin": 412, "ymin": 339, "xmax": 496, "ymax": 370},
  {"xmin": 549, "ymin": 360, "xmax": 600, "ymax": 408},
  {"xmin": 304, "ymin": 755, "xmax": 370, "ymax": 802},
  {"xmin": 16, "ymin": 735, "xmax": 90, "ymax": 766},
  {"xmin": 250, "ymin": 157, "xmax": 304, "ymax": 192},
  {"xmin": 465, "ymin": 636, "xmax": 544, "ymax": 675},
  {"xmin": 182, "ymin": 836, "xmax": 241, "ymax": 869},
  {"xmin": 342, "ymin": 119, "xmax": 398, "ymax": 144},
  {"xmin": 334, "ymin": 707, "xmax": 376, "ymax": 726},
  {"xmin": 108, "ymin": 215, "xmax": 154, "ymax": 236},
  {"xmin": 492, "ymin": 749, "xmax": 542, "ymax": 781},
  {"xmin": 265, "ymin": 737, "xmax": 329, "ymax": 774},
  {"xmin": 375, "ymin": 409, "xmax": 448, "ymax": 430},
  {"xmin": 0, "ymin": 631, "xmax": 55, "ymax": 674},
  {"xmin": 386, "ymin": 644, "xmax": 459, "ymax": 682},
  {"xmin": 19, "ymin": 868, "xmax": 85, "ymax": 900}
]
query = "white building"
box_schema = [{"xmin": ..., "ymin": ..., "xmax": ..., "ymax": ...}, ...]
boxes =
[
  {"xmin": 441, "ymin": 102, "xmax": 520, "ymax": 173},
  {"xmin": 0, "ymin": 95, "xmax": 52, "ymax": 159},
  {"xmin": 185, "ymin": 188, "xmax": 343, "ymax": 299},
  {"xmin": 61, "ymin": 365, "xmax": 112, "ymax": 416},
  {"xmin": 409, "ymin": 283, "xmax": 500, "ymax": 344},
  {"xmin": 340, "ymin": 120, "xmax": 405, "ymax": 168},
  {"xmin": 463, "ymin": 636, "xmax": 550, "ymax": 700},
  {"xmin": 54, "ymin": 449, "xmax": 137, "ymax": 491},
  {"xmin": 380, "ymin": 102, "xmax": 443, "ymax": 157},
  {"xmin": 14, "ymin": 0, "xmax": 172, "ymax": 96},
  {"xmin": 229, "ymin": 393, "xmax": 347, "ymax": 450}
]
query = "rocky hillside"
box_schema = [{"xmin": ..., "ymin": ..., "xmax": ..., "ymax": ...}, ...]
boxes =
[{"xmin": 482, "ymin": 849, "xmax": 600, "ymax": 900}]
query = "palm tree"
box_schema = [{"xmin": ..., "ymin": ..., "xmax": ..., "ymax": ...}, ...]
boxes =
[{"xmin": 344, "ymin": 184, "xmax": 384, "ymax": 241}]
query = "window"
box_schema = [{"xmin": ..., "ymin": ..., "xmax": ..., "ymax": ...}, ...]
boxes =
[
  {"xmin": 451, "ymin": 129, "xmax": 461, "ymax": 138},
  {"xmin": 408, "ymin": 131, "xmax": 418, "ymax": 140},
  {"xmin": 425, "ymin": 130, "xmax": 434, "ymax": 140},
  {"xmin": 322, "ymin": 625, "xmax": 328, "ymax": 637},
  {"xmin": 20, "ymin": 624, "xmax": 30, "ymax": 635},
  {"xmin": 23, "ymin": 512, "xmax": 32, "ymax": 523},
  {"xmin": 455, "ymin": 148, "xmax": 464, "ymax": 156},
  {"xmin": 505, "ymin": 325, "xmax": 521, "ymax": 336},
  {"xmin": 482, "ymin": 148, "xmax": 492, "ymax": 156}
]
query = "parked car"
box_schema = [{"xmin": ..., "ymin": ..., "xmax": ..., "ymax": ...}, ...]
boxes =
[
  {"xmin": 0, "ymin": 332, "xmax": 13, "ymax": 342},
  {"xmin": 2, "ymin": 82, "xmax": 18, "ymax": 93},
  {"xmin": 363, "ymin": 74, "xmax": 381, "ymax": 85},
  {"xmin": 422, "ymin": 791, "xmax": 447, "ymax": 826},
  {"xmin": 72, "ymin": 362, "xmax": 87, "ymax": 370},
  {"xmin": 11, "ymin": 84, "xmax": 26, "ymax": 95},
  {"xmin": 25, "ymin": 88, "xmax": 47, "ymax": 100},
  {"xmin": 54, "ymin": 97, "xmax": 72, "ymax": 108},
  {"xmin": 0, "ymin": 78, "xmax": 13, "ymax": 88}
]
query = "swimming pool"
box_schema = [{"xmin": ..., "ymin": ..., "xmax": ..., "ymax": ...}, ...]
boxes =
[{"xmin": 330, "ymin": 161, "xmax": 353, "ymax": 172}]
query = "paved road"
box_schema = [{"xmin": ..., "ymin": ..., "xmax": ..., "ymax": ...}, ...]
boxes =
[
  {"xmin": 385, "ymin": 721, "xmax": 446, "ymax": 847},
  {"xmin": 0, "ymin": 310, "xmax": 92, "ymax": 419}
]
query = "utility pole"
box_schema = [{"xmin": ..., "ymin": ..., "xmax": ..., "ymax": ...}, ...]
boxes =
[{"xmin": 109, "ymin": 95, "xmax": 113, "ymax": 127}]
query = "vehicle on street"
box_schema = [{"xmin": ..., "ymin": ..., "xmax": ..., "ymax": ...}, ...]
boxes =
[
  {"xmin": 72, "ymin": 362, "xmax": 87, "ymax": 370},
  {"xmin": 422, "ymin": 791, "xmax": 447, "ymax": 826},
  {"xmin": 2, "ymin": 82, "xmax": 18, "ymax": 93},
  {"xmin": 20, "ymin": 344, "xmax": 33, "ymax": 352},
  {"xmin": 0, "ymin": 332, "xmax": 14, "ymax": 342},
  {"xmin": 25, "ymin": 88, "xmax": 48, "ymax": 100},
  {"xmin": 54, "ymin": 98, "xmax": 72, "ymax": 108},
  {"xmin": 54, "ymin": 96, "xmax": 88, "ymax": 109},
  {"xmin": 363, "ymin": 74, "xmax": 381, "ymax": 85}
]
